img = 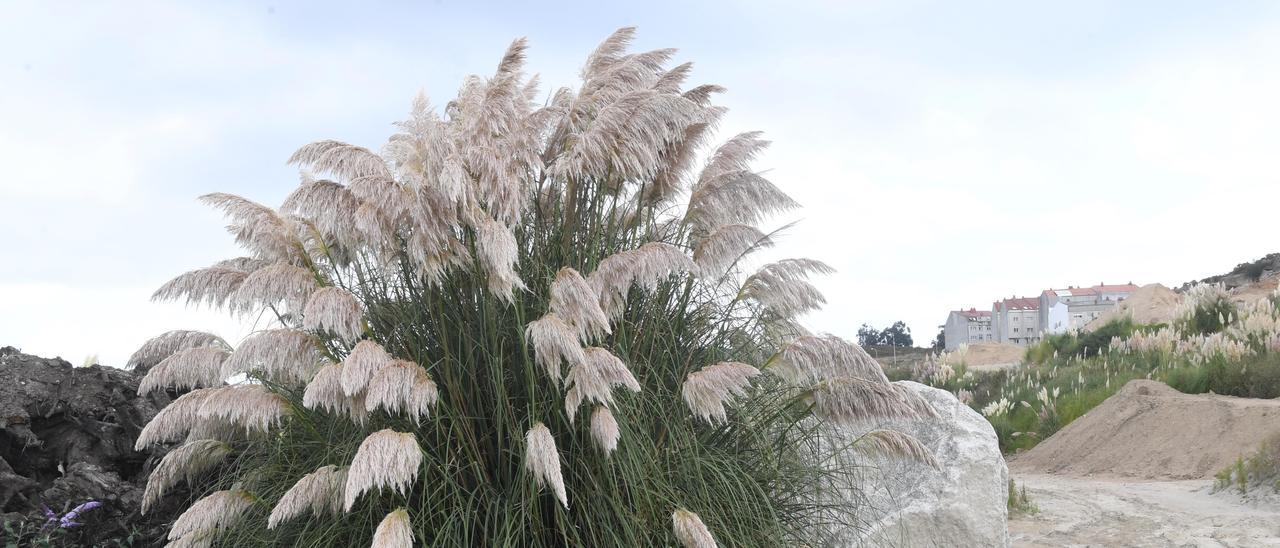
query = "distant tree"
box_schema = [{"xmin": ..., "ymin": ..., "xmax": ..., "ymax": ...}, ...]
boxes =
[
  {"xmin": 879, "ymin": 321, "xmax": 913, "ymax": 347},
  {"xmin": 931, "ymin": 329, "xmax": 945, "ymax": 352},
  {"xmin": 857, "ymin": 324, "xmax": 882, "ymax": 347}
]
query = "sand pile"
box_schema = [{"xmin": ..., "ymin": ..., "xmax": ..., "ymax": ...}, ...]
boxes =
[
  {"xmin": 1011, "ymin": 380, "xmax": 1280, "ymax": 480},
  {"xmin": 1084, "ymin": 283, "xmax": 1183, "ymax": 331},
  {"xmin": 945, "ymin": 342, "xmax": 1024, "ymax": 371}
]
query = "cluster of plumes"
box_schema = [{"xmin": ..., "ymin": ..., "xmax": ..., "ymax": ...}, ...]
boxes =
[
  {"xmin": 1175, "ymin": 282, "xmax": 1234, "ymax": 324},
  {"xmin": 131, "ymin": 27, "xmax": 943, "ymax": 547}
]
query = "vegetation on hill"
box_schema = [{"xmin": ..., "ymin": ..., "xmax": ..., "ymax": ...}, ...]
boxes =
[{"xmin": 908, "ymin": 282, "xmax": 1280, "ymax": 452}]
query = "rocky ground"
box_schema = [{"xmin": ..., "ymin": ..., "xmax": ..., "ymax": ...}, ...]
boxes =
[
  {"xmin": 0, "ymin": 347, "xmax": 176, "ymax": 546},
  {"xmin": 1009, "ymin": 473, "xmax": 1280, "ymax": 547}
]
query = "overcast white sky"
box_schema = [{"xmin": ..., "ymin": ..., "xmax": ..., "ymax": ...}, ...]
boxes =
[{"xmin": 3, "ymin": 1, "xmax": 1279, "ymax": 365}]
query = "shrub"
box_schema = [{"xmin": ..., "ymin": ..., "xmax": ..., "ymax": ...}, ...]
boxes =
[{"xmin": 130, "ymin": 29, "xmax": 936, "ymax": 547}]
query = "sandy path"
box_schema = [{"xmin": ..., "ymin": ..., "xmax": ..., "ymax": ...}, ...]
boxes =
[{"xmin": 1009, "ymin": 473, "xmax": 1280, "ymax": 547}]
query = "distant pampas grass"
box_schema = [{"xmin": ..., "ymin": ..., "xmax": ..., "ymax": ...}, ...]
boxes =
[
  {"xmin": 344, "ymin": 430, "xmax": 423, "ymax": 511},
  {"xmin": 138, "ymin": 28, "xmax": 919, "ymax": 547}
]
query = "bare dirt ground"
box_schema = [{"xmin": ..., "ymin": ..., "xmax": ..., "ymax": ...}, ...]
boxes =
[{"xmin": 1009, "ymin": 473, "xmax": 1280, "ymax": 547}]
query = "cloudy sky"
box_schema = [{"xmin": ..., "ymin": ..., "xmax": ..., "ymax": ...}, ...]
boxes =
[{"xmin": 4, "ymin": 1, "xmax": 1279, "ymax": 366}]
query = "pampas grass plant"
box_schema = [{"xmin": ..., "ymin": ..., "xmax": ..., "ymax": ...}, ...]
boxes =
[{"xmin": 133, "ymin": 28, "xmax": 935, "ymax": 547}]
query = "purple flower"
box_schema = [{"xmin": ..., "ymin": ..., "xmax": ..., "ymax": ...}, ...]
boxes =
[
  {"xmin": 58, "ymin": 500, "xmax": 101, "ymax": 528},
  {"xmin": 41, "ymin": 504, "xmax": 56, "ymax": 520}
]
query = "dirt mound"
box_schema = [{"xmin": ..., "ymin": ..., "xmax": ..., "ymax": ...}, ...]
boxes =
[
  {"xmin": 945, "ymin": 342, "xmax": 1024, "ymax": 369},
  {"xmin": 1084, "ymin": 283, "xmax": 1183, "ymax": 331},
  {"xmin": 1011, "ymin": 380, "xmax": 1280, "ymax": 480},
  {"xmin": 1229, "ymin": 274, "xmax": 1279, "ymax": 306}
]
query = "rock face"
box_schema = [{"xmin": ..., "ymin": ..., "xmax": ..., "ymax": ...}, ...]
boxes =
[
  {"xmin": 829, "ymin": 381, "xmax": 1010, "ymax": 548},
  {"xmin": 0, "ymin": 346, "xmax": 175, "ymax": 545}
]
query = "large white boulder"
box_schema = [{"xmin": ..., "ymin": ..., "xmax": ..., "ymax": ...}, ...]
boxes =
[{"xmin": 826, "ymin": 380, "xmax": 1010, "ymax": 548}]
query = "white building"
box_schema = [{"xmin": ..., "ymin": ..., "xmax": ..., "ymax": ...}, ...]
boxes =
[
  {"xmin": 942, "ymin": 308, "xmax": 993, "ymax": 351},
  {"xmin": 1039, "ymin": 283, "xmax": 1139, "ymax": 335},
  {"xmin": 993, "ymin": 297, "xmax": 1040, "ymax": 346}
]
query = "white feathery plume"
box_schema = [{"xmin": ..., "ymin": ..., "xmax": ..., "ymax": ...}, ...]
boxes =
[
  {"xmin": 164, "ymin": 531, "xmax": 213, "ymax": 548},
  {"xmin": 653, "ymin": 61, "xmax": 694, "ymax": 94},
  {"xmin": 524, "ymin": 423, "xmax": 568, "ymax": 509},
  {"xmin": 692, "ymin": 224, "xmax": 774, "ymax": 278},
  {"xmin": 806, "ymin": 377, "xmax": 921, "ymax": 426},
  {"xmin": 138, "ymin": 347, "xmax": 230, "ymax": 396},
  {"xmin": 303, "ymin": 362, "xmax": 368, "ymax": 424},
  {"xmin": 589, "ymin": 405, "xmax": 620, "ymax": 456},
  {"xmin": 221, "ymin": 329, "xmax": 322, "ymax": 384},
  {"xmin": 582, "ymin": 27, "xmax": 637, "ymax": 81},
  {"xmin": 524, "ymin": 313, "xmax": 585, "ymax": 383},
  {"xmin": 128, "ymin": 330, "xmax": 231, "ymax": 371},
  {"xmin": 152, "ymin": 266, "xmax": 250, "ymax": 311},
  {"xmin": 686, "ymin": 169, "xmax": 798, "ymax": 230},
  {"xmin": 280, "ymin": 177, "xmax": 363, "ymax": 247},
  {"xmin": 288, "ymin": 140, "xmax": 391, "ymax": 182},
  {"xmin": 475, "ymin": 215, "xmax": 525, "ymax": 303},
  {"xmin": 267, "ymin": 465, "xmax": 347, "ymax": 529},
  {"xmin": 564, "ymin": 347, "xmax": 641, "ymax": 423},
  {"xmin": 587, "ymin": 242, "xmax": 694, "ymax": 319},
  {"xmin": 341, "ymin": 340, "xmax": 392, "ymax": 396},
  {"xmin": 365, "ymin": 360, "xmax": 439, "ymax": 424},
  {"xmin": 199, "ymin": 193, "xmax": 300, "ymax": 263},
  {"xmin": 142, "ymin": 439, "xmax": 232, "ymax": 514},
  {"xmin": 553, "ymin": 90, "xmax": 698, "ymax": 182},
  {"xmin": 372, "ymin": 508, "xmax": 414, "ymax": 548},
  {"xmin": 854, "ymin": 430, "xmax": 940, "ymax": 469},
  {"xmin": 197, "ymin": 384, "xmax": 291, "ymax": 434},
  {"xmin": 136, "ymin": 388, "xmax": 219, "ymax": 450},
  {"xmin": 891, "ymin": 384, "xmax": 940, "ymax": 419},
  {"xmin": 681, "ymin": 362, "xmax": 760, "ymax": 424},
  {"xmin": 168, "ymin": 489, "xmax": 254, "ymax": 541},
  {"xmin": 682, "ymin": 84, "xmax": 725, "ymax": 107},
  {"xmin": 672, "ymin": 508, "xmax": 718, "ymax": 548},
  {"xmin": 766, "ymin": 334, "xmax": 889, "ymax": 385},
  {"xmin": 549, "ymin": 267, "xmax": 611, "ymax": 341},
  {"xmin": 344, "ymin": 430, "xmax": 423, "ymax": 511},
  {"xmin": 229, "ymin": 262, "xmax": 318, "ymax": 315},
  {"xmin": 303, "ymin": 286, "xmax": 365, "ymax": 343},
  {"xmin": 647, "ymin": 111, "xmax": 723, "ymax": 205},
  {"xmin": 738, "ymin": 259, "xmax": 833, "ymax": 318}
]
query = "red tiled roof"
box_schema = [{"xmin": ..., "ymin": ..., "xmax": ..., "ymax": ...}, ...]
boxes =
[
  {"xmin": 996, "ymin": 297, "xmax": 1040, "ymax": 310},
  {"xmin": 953, "ymin": 309, "xmax": 991, "ymax": 318}
]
